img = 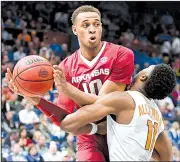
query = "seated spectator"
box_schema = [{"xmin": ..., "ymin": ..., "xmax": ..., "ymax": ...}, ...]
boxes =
[
  {"xmin": 172, "ymin": 146, "xmax": 180, "ymax": 161},
  {"xmin": 6, "ymin": 143, "xmax": 27, "ymax": 161},
  {"xmin": 18, "ymin": 128, "xmax": 33, "ymax": 149},
  {"xmin": 19, "ymin": 102, "xmax": 40, "ymax": 125},
  {"xmin": 43, "ymin": 141, "xmax": 63, "ymax": 161},
  {"xmin": 2, "ymin": 25, "xmax": 9, "ymax": 41},
  {"xmin": 50, "ymin": 37, "xmax": 62, "ymax": 55},
  {"xmin": 60, "ymin": 43, "xmax": 69, "ymax": 60},
  {"xmin": 17, "ymin": 29, "xmax": 31, "ymax": 43},
  {"xmin": 26, "ymin": 144, "xmax": 44, "ymax": 162},
  {"xmin": 2, "ymin": 132, "xmax": 10, "ymax": 159},
  {"xmin": 33, "ymin": 130, "xmax": 42, "ymax": 144},
  {"xmin": 156, "ymin": 96, "xmax": 175, "ymax": 115},
  {"xmin": 169, "ymin": 122, "xmax": 180, "ymax": 146},
  {"xmin": 13, "ymin": 46, "xmax": 26, "ymax": 62},
  {"xmin": 61, "ymin": 149, "xmax": 76, "ymax": 161},
  {"xmin": 2, "ymin": 111, "xmax": 19, "ymax": 133},
  {"xmin": 171, "ymin": 36, "xmax": 180, "ymax": 56},
  {"xmin": 13, "ymin": 39, "xmax": 21, "ymax": 52},
  {"xmin": 36, "ymin": 134, "xmax": 48, "ymax": 155}
]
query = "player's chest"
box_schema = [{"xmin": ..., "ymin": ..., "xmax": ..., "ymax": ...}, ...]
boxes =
[{"xmin": 70, "ymin": 58, "xmax": 114, "ymax": 84}]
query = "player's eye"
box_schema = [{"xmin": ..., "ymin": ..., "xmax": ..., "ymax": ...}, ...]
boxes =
[
  {"xmin": 82, "ymin": 23, "xmax": 89, "ymax": 28},
  {"xmin": 94, "ymin": 23, "xmax": 100, "ymax": 27}
]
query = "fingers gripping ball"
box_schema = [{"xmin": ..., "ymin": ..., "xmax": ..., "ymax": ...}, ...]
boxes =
[{"xmin": 13, "ymin": 55, "xmax": 54, "ymax": 97}]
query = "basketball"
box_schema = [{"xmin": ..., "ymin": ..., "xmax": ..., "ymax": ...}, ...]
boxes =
[{"xmin": 13, "ymin": 55, "xmax": 54, "ymax": 97}]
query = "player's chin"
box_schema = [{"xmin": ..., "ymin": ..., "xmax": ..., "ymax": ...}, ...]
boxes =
[{"xmin": 87, "ymin": 40, "xmax": 99, "ymax": 47}]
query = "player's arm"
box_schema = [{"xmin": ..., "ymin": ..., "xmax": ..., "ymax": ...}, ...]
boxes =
[
  {"xmin": 153, "ymin": 131, "xmax": 172, "ymax": 161},
  {"xmin": 5, "ymin": 67, "xmax": 69, "ymax": 127},
  {"xmin": 60, "ymin": 92, "xmax": 128, "ymax": 133}
]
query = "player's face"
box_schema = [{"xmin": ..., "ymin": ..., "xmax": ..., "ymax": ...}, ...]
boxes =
[
  {"xmin": 130, "ymin": 65, "xmax": 156, "ymax": 88},
  {"xmin": 72, "ymin": 12, "xmax": 102, "ymax": 49},
  {"xmin": 140, "ymin": 65, "xmax": 156, "ymax": 77}
]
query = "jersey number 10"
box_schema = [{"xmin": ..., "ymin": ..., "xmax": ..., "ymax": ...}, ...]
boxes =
[
  {"xmin": 145, "ymin": 120, "xmax": 159, "ymax": 151},
  {"xmin": 82, "ymin": 79, "xmax": 103, "ymax": 95}
]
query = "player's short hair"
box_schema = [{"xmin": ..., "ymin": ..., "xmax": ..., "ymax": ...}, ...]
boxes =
[
  {"xmin": 144, "ymin": 64, "xmax": 176, "ymax": 100},
  {"xmin": 71, "ymin": 5, "xmax": 101, "ymax": 24}
]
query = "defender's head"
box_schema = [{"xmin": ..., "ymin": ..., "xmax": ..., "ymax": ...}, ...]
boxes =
[{"xmin": 132, "ymin": 64, "xmax": 176, "ymax": 100}]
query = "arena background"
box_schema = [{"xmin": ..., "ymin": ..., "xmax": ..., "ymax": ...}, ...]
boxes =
[{"xmin": 1, "ymin": 1, "xmax": 180, "ymax": 161}]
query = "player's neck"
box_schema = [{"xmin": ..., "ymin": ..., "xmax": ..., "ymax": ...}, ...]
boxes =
[
  {"xmin": 130, "ymin": 86, "xmax": 149, "ymax": 98},
  {"xmin": 80, "ymin": 42, "xmax": 103, "ymax": 61}
]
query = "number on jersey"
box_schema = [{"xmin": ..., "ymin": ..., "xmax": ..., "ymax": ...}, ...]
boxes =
[
  {"xmin": 82, "ymin": 79, "xmax": 103, "ymax": 95},
  {"xmin": 145, "ymin": 120, "xmax": 159, "ymax": 151}
]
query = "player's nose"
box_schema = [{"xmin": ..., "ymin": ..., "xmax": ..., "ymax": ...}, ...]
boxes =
[{"xmin": 89, "ymin": 25, "xmax": 96, "ymax": 34}]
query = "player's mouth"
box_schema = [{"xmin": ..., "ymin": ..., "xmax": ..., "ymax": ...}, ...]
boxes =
[{"xmin": 89, "ymin": 36, "xmax": 97, "ymax": 43}]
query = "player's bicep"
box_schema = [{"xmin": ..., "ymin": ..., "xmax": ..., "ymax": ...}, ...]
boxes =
[
  {"xmin": 154, "ymin": 131, "xmax": 172, "ymax": 161},
  {"xmin": 99, "ymin": 80, "xmax": 127, "ymax": 95}
]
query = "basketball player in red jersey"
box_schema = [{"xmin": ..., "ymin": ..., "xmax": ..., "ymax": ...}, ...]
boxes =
[{"xmin": 6, "ymin": 5, "xmax": 134, "ymax": 161}]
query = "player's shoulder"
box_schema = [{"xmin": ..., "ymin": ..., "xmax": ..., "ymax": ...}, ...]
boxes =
[{"xmin": 106, "ymin": 41, "xmax": 134, "ymax": 56}]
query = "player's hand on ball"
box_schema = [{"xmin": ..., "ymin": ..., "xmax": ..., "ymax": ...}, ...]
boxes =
[
  {"xmin": 5, "ymin": 68, "xmax": 24, "ymax": 97},
  {"xmin": 53, "ymin": 65, "xmax": 68, "ymax": 93}
]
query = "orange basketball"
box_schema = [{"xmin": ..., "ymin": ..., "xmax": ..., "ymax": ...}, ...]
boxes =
[{"xmin": 13, "ymin": 55, "xmax": 54, "ymax": 97}]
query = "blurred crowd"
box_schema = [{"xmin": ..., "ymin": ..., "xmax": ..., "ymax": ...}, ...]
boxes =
[{"xmin": 1, "ymin": 1, "xmax": 180, "ymax": 162}]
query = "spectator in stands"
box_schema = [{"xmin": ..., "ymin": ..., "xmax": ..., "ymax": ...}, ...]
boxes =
[
  {"xmin": 60, "ymin": 43, "xmax": 69, "ymax": 60},
  {"xmin": 13, "ymin": 46, "xmax": 26, "ymax": 62},
  {"xmin": 19, "ymin": 102, "xmax": 40, "ymax": 125},
  {"xmin": 2, "ymin": 25, "xmax": 9, "ymax": 41},
  {"xmin": 2, "ymin": 132, "xmax": 10, "ymax": 159},
  {"xmin": 26, "ymin": 144, "xmax": 44, "ymax": 162},
  {"xmin": 61, "ymin": 150, "xmax": 75, "ymax": 161},
  {"xmin": 6, "ymin": 143, "xmax": 27, "ymax": 161},
  {"xmin": 169, "ymin": 121, "xmax": 180, "ymax": 146},
  {"xmin": 18, "ymin": 128, "xmax": 33, "ymax": 148},
  {"xmin": 33, "ymin": 130, "xmax": 42, "ymax": 144},
  {"xmin": 171, "ymin": 35, "xmax": 180, "ymax": 56},
  {"xmin": 39, "ymin": 46, "xmax": 52, "ymax": 60},
  {"xmin": 17, "ymin": 29, "xmax": 31, "ymax": 43},
  {"xmin": 32, "ymin": 36, "xmax": 41, "ymax": 51},
  {"xmin": 43, "ymin": 141, "xmax": 63, "ymax": 161},
  {"xmin": 172, "ymin": 146, "xmax": 180, "ymax": 161},
  {"xmin": 156, "ymin": 96, "xmax": 175, "ymax": 118},
  {"xmin": 50, "ymin": 37, "xmax": 62, "ymax": 56},
  {"xmin": 36, "ymin": 134, "xmax": 48, "ymax": 155},
  {"xmin": 2, "ymin": 111, "xmax": 19, "ymax": 133},
  {"xmin": 5, "ymin": 18, "xmax": 16, "ymax": 28}
]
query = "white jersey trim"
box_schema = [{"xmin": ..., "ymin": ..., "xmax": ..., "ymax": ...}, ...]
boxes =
[{"xmin": 79, "ymin": 42, "xmax": 107, "ymax": 67}]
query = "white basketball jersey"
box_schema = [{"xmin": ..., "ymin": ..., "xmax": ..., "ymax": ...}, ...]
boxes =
[{"xmin": 107, "ymin": 91, "xmax": 164, "ymax": 161}]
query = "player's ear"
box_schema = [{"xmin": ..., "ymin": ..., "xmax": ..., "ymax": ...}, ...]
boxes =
[
  {"xmin": 72, "ymin": 25, "xmax": 77, "ymax": 35},
  {"xmin": 140, "ymin": 74, "xmax": 148, "ymax": 82}
]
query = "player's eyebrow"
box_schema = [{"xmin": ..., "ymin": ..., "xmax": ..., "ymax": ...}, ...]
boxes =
[{"xmin": 81, "ymin": 19, "xmax": 100, "ymax": 23}]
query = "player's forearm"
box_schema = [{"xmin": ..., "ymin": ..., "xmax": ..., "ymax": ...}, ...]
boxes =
[
  {"xmin": 64, "ymin": 83, "xmax": 99, "ymax": 107},
  {"xmin": 66, "ymin": 121, "xmax": 107, "ymax": 136},
  {"xmin": 31, "ymin": 97, "xmax": 68, "ymax": 126},
  {"xmin": 70, "ymin": 124, "xmax": 93, "ymax": 135}
]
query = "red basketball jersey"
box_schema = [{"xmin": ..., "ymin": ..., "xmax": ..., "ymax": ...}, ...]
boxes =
[{"xmin": 57, "ymin": 41, "xmax": 134, "ymax": 150}]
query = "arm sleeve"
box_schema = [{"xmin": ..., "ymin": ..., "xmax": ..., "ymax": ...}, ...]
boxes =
[
  {"xmin": 36, "ymin": 97, "xmax": 69, "ymax": 126},
  {"xmin": 108, "ymin": 47, "xmax": 134, "ymax": 84}
]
